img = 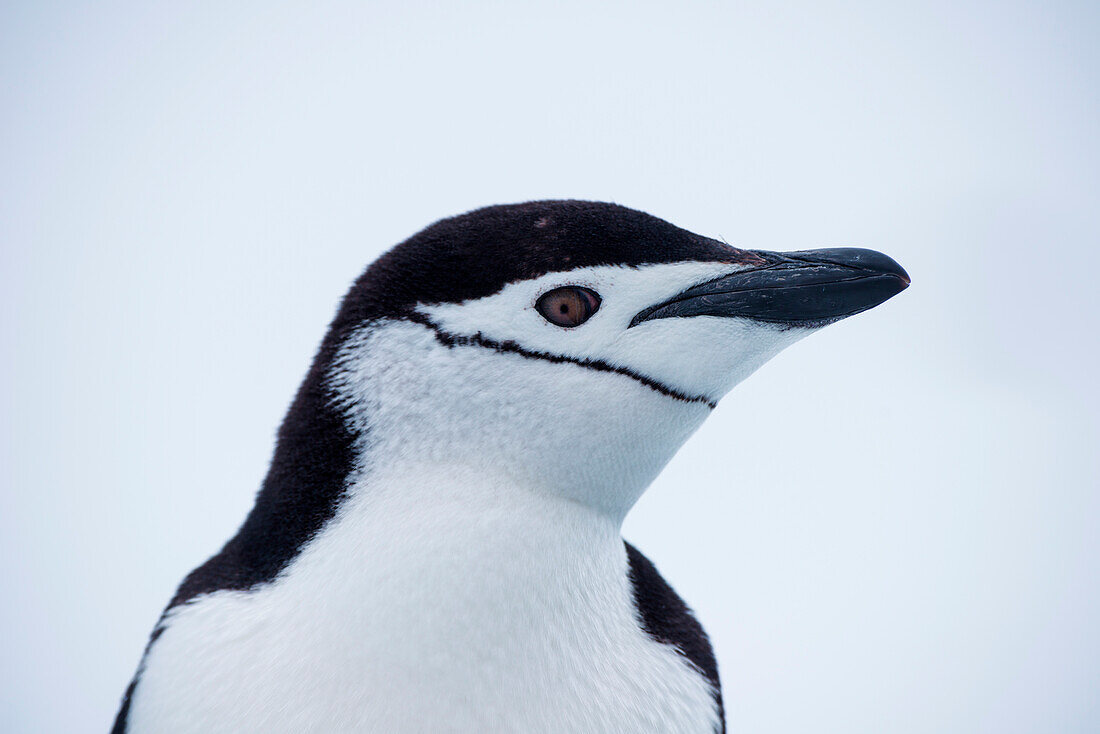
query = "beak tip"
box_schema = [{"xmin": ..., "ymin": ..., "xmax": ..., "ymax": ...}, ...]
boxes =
[
  {"xmin": 802, "ymin": 247, "xmax": 909, "ymax": 282},
  {"xmin": 878, "ymin": 254, "xmax": 910, "ymax": 289},
  {"xmin": 889, "ymin": 268, "xmax": 911, "ymax": 291},
  {"xmin": 802, "ymin": 246, "xmax": 911, "ymax": 298},
  {"xmin": 884, "ymin": 262, "xmax": 910, "ymax": 294}
]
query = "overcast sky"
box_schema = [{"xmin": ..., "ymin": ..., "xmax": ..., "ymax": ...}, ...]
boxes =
[{"xmin": 3, "ymin": 1, "xmax": 1098, "ymax": 732}]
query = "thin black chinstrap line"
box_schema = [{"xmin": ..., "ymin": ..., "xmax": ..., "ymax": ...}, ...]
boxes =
[{"xmin": 404, "ymin": 312, "xmax": 717, "ymax": 409}]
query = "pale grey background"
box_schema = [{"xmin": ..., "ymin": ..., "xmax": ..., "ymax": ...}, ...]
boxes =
[{"xmin": 3, "ymin": 1, "xmax": 1098, "ymax": 732}]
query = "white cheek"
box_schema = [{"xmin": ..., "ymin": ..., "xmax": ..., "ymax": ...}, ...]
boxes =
[
  {"xmin": 611, "ymin": 317, "xmax": 814, "ymax": 398},
  {"xmin": 419, "ymin": 261, "xmax": 815, "ymax": 402},
  {"xmin": 330, "ymin": 321, "xmax": 712, "ymax": 517}
]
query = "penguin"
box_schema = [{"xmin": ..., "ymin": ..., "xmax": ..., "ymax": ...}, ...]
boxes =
[{"xmin": 112, "ymin": 200, "xmax": 908, "ymax": 734}]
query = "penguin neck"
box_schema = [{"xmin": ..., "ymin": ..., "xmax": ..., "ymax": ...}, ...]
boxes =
[
  {"xmin": 339, "ymin": 457, "xmax": 623, "ymax": 569},
  {"xmin": 287, "ymin": 456, "xmax": 630, "ymax": 639}
]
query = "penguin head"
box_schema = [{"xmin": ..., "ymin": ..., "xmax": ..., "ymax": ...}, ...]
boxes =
[{"xmin": 322, "ymin": 201, "xmax": 908, "ymax": 518}]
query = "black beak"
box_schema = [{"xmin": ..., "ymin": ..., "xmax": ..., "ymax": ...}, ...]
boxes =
[{"xmin": 630, "ymin": 248, "xmax": 910, "ymax": 328}]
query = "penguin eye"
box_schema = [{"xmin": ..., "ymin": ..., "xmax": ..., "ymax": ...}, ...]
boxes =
[{"xmin": 536, "ymin": 286, "xmax": 601, "ymax": 328}]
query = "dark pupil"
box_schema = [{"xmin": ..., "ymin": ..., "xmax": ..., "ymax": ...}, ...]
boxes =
[{"xmin": 559, "ymin": 303, "xmax": 570, "ymax": 314}]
